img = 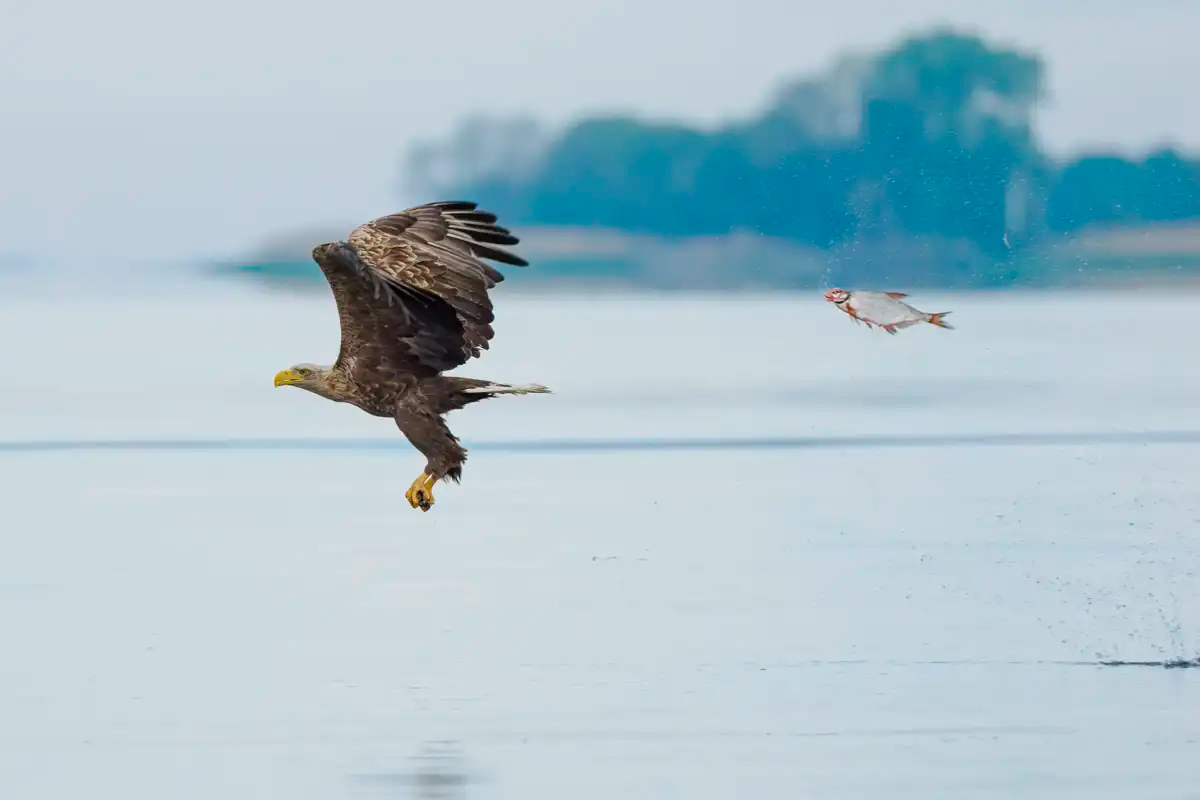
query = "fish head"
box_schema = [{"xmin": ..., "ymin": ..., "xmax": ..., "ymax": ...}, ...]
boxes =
[{"xmin": 824, "ymin": 288, "xmax": 850, "ymax": 304}]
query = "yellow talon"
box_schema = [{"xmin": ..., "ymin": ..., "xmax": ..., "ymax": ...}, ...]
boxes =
[
  {"xmin": 405, "ymin": 473, "xmax": 427, "ymax": 509},
  {"xmin": 404, "ymin": 472, "xmax": 436, "ymax": 512}
]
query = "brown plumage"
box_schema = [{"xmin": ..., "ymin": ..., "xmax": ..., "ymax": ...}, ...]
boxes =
[{"xmin": 273, "ymin": 201, "xmax": 551, "ymax": 512}]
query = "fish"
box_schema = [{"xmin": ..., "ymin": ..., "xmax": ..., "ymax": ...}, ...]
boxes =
[{"xmin": 823, "ymin": 288, "xmax": 954, "ymax": 335}]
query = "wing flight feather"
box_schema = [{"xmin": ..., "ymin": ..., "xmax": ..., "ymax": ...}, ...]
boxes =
[{"xmin": 312, "ymin": 201, "xmax": 529, "ymax": 381}]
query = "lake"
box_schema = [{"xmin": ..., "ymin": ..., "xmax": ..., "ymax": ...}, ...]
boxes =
[{"xmin": 0, "ymin": 281, "xmax": 1197, "ymax": 799}]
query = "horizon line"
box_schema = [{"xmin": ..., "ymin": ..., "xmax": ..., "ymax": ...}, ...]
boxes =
[{"xmin": 1, "ymin": 429, "xmax": 1198, "ymax": 455}]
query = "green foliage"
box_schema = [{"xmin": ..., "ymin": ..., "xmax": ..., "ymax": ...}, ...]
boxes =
[
  {"xmin": 1047, "ymin": 150, "xmax": 1200, "ymax": 231},
  {"xmin": 405, "ymin": 28, "xmax": 1200, "ymax": 287}
]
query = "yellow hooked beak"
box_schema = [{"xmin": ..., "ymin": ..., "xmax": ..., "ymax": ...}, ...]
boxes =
[{"xmin": 273, "ymin": 369, "xmax": 300, "ymax": 387}]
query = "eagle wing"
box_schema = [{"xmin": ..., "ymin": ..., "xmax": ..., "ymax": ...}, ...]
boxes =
[{"xmin": 313, "ymin": 201, "xmax": 528, "ymax": 382}]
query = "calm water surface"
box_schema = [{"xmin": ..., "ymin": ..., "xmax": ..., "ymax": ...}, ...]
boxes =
[{"xmin": 0, "ymin": 283, "xmax": 1197, "ymax": 799}]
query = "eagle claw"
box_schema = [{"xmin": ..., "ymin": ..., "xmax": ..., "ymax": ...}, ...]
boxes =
[{"xmin": 405, "ymin": 473, "xmax": 435, "ymax": 512}]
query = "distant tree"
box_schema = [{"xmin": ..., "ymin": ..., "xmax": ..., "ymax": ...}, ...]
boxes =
[
  {"xmin": 857, "ymin": 29, "xmax": 1045, "ymax": 253},
  {"xmin": 863, "ymin": 29, "xmax": 1043, "ymax": 145},
  {"xmin": 522, "ymin": 118, "xmax": 716, "ymax": 233},
  {"xmin": 1046, "ymin": 155, "xmax": 1144, "ymax": 232},
  {"xmin": 1136, "ymin": 149, "xmax": 1200, "ymax": 222},
  {"xmin": 403, "ymin": 114, "xmax": 547, "ymax": 209},
  {"xmin": 403, "ymin": 27, "xmax": 1200, "ymax": 286}
]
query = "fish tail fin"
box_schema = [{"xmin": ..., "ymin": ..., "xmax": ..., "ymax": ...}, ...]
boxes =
[{"xmin": 926, "ymin": 311, "xmax": 954, "ymax": 330}]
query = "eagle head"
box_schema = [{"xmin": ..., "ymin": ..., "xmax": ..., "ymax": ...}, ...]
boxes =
[{"xmin": 273, "ymin": 362, "xmax": 330, "ymax": 390}]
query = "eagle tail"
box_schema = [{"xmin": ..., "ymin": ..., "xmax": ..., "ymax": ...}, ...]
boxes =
[
  {"xmin": 435, "ymin": 378, "xmax": 550, "ymax": 413},
  {"xmin": 460, "ymin": 382, "xmax": 552, "ymax": 396}
]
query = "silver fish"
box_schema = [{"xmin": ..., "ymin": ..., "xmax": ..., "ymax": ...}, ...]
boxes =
[{"xmin": 823, "ymin": 288, "xmax": 954, "ymax": 335}]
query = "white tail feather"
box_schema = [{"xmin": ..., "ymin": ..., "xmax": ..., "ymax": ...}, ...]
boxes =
[{"xmin": 462, "ymin": 383, "xmax": 552, "ymax": 395}]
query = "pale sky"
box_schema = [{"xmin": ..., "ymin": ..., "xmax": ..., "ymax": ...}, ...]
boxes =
[{"xmin": 1, "ymin": 0, "xmax": 1197, "ymax": 267}]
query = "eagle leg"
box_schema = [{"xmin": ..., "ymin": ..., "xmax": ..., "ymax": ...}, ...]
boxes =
[
  {"xmin": 405, "ymin": 472, "xmax": 437, "ymax": 512},
  {"xmin": 394, "ymin": 404, "xmax": 466, "ymax": 513}
]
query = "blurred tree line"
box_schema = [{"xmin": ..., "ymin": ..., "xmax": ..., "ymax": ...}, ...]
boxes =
[{"xmin": 405, "ymin": 29, "xmax": 1200, "ymax": 263}]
